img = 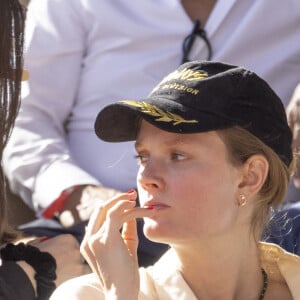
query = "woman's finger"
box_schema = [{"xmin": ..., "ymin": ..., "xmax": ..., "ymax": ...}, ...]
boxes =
[
  {"xmin": 122, "ymin": 219, "xmax": 139, "ymax": 262},
  {"xmin": 81, "ymin": 199, "xmax": 136, "ymax": 276},
  {"xmin": 85, "ymin": 191, "xmax": 137, "ymax": 237},
  {"xmin": 81, "ymin": 191, "xmax": 139, "ymax": 279},
  {"xmin": 80, "ymin": 235, "xmax": 100, "ymax": 280}
]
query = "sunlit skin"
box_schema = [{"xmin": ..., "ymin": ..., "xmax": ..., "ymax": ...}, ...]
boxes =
[
  {"xmin": 135, "ymin": 120, "xmax": 248, "ymax": 246},
  {"xmin": 132, "ymin": 121, "xmax": 273, "ymax": 298},
  {"xmin": 75, "ymin": 120, "xmax": 294, "ymax": 299},
  {"xmin": 131, "ymin": 120, "xmax": 281, "ymax": 298}
]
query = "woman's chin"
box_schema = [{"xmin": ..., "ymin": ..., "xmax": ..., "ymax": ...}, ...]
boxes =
[{"xmin": 143, "ymin": 218, "xmax": 169, "ymax": 242}]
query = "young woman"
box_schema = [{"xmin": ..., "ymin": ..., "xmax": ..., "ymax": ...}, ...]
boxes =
[{"xmin": 51, "ymin": 61, "xmax": 300, "ymax": 299}]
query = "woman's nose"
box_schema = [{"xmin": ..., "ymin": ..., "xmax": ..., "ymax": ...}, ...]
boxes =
[{"xmin": 137, "ymin": 161, "xmax": 164, "ymax": 191}]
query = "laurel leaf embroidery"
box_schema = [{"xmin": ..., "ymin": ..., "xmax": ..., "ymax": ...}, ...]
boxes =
[{"xmin": 121, "ymin": 100, "xmax": 198, "ymax": 125}]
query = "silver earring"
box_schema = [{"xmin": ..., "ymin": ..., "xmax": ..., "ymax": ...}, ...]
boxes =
[{"xmin": 238, "ymin": 194, "xmax": 247, "ymax": 207}]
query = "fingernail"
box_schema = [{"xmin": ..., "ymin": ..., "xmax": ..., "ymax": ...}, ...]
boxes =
[
  {"xmin": 127, "ymin": 189, "xmax": 135, "ymax": 194},
  {"xmin": 40, "ymin": 237, "xmax": 51, "ymax": 242},
  {"xmin": 146, "ymin": 205, "xmax": 154, "ymax": 210}
]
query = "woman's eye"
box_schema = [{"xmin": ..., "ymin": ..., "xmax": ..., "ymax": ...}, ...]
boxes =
[
  {"xmin": 135, "ymin": 154, "xmax": 148, "ymax": 164},
  {"xmin": 171, "ymin": 152, "xmax": 186, "ymax": 161}
]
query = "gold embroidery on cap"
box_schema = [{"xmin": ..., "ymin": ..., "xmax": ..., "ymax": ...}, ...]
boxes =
[
  {"xmin": 121, "ymin": 101, "xmax": 198, "ymax": 126},
  {"xmin": 159, "ymin": 83, "xmax": 199, "ymax": 95},
  {"xmin": 161, "ymin": 68, "xmax": 208, "ymax": 83},
  {"xmin": 152, "ymin": 68, "xmax": 207, "ymax": 93}
]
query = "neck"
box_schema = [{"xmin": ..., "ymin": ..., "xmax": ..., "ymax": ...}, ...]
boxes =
[
  {"xmin": 181, "ymin": 0, "xmax": 217, "ymax": 25},
  {"xmin": 172, "ymin": 234, "xmax": 264, "ymax": 299}
]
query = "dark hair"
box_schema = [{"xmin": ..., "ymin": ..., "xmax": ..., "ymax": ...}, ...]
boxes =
[
  {"xmin": 0, "ymin": 0, "xmax": 25, "ymax": 244},
  {"xmin": 218, "ymin": 126, "xmax": 294, "ymax": 238}
]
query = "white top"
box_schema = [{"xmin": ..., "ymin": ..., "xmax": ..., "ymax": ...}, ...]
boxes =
[
  {"xmin": 4, "ymin": 0, "xmax": 300, "ymax": 211},
  {"xmin": 50, "ymin": 243, "xmax": 300, "ymax": 299}
]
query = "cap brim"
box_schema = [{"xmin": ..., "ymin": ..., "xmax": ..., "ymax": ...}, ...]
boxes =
[
  {"xmin": 95, "ymin": 103, "xmax": 141, "ymax": 142},
  {"xmin": 94, "ymin": 98, "xmax": 236, "ymax": 142}
]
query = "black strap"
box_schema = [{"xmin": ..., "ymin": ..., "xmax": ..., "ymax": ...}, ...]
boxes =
[{"xmin": 1, "ymin": 243, "xmax": 56, "ymax": 300}]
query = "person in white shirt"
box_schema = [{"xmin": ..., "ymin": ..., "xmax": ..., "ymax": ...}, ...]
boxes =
[{"xmin": 3, "ymin": 0, "xmax": 300, "ymax": 262}]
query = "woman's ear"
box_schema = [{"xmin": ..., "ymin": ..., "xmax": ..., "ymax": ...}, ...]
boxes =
[{"xmin": 238, "ymin": 154, "xmax": 269, "ymax": 198}]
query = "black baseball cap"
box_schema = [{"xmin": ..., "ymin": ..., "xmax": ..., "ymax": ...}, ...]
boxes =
[{"xmin": 95, "ymin": 61, "xmax": 292, "ymax": 167}]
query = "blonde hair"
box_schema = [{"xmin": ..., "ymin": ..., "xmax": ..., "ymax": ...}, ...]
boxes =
[{"xmin": 218, "ymin": 126, "xmax": 295, "ymax": 236}]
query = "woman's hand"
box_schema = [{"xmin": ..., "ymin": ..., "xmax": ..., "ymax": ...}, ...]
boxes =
[{"xmin": 80, "ymin": 190, "xmax": 154, "ymax": 299}]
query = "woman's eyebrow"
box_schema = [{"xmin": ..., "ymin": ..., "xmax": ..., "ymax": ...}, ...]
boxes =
[{"xmin": 135, "ymin": 137, "xmax": 196, "ymax": 150}]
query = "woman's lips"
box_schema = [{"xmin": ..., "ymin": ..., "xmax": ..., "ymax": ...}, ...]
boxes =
[{"xmin": 142, "ymin": 201, "xmax": 169, "ymax": 210}]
